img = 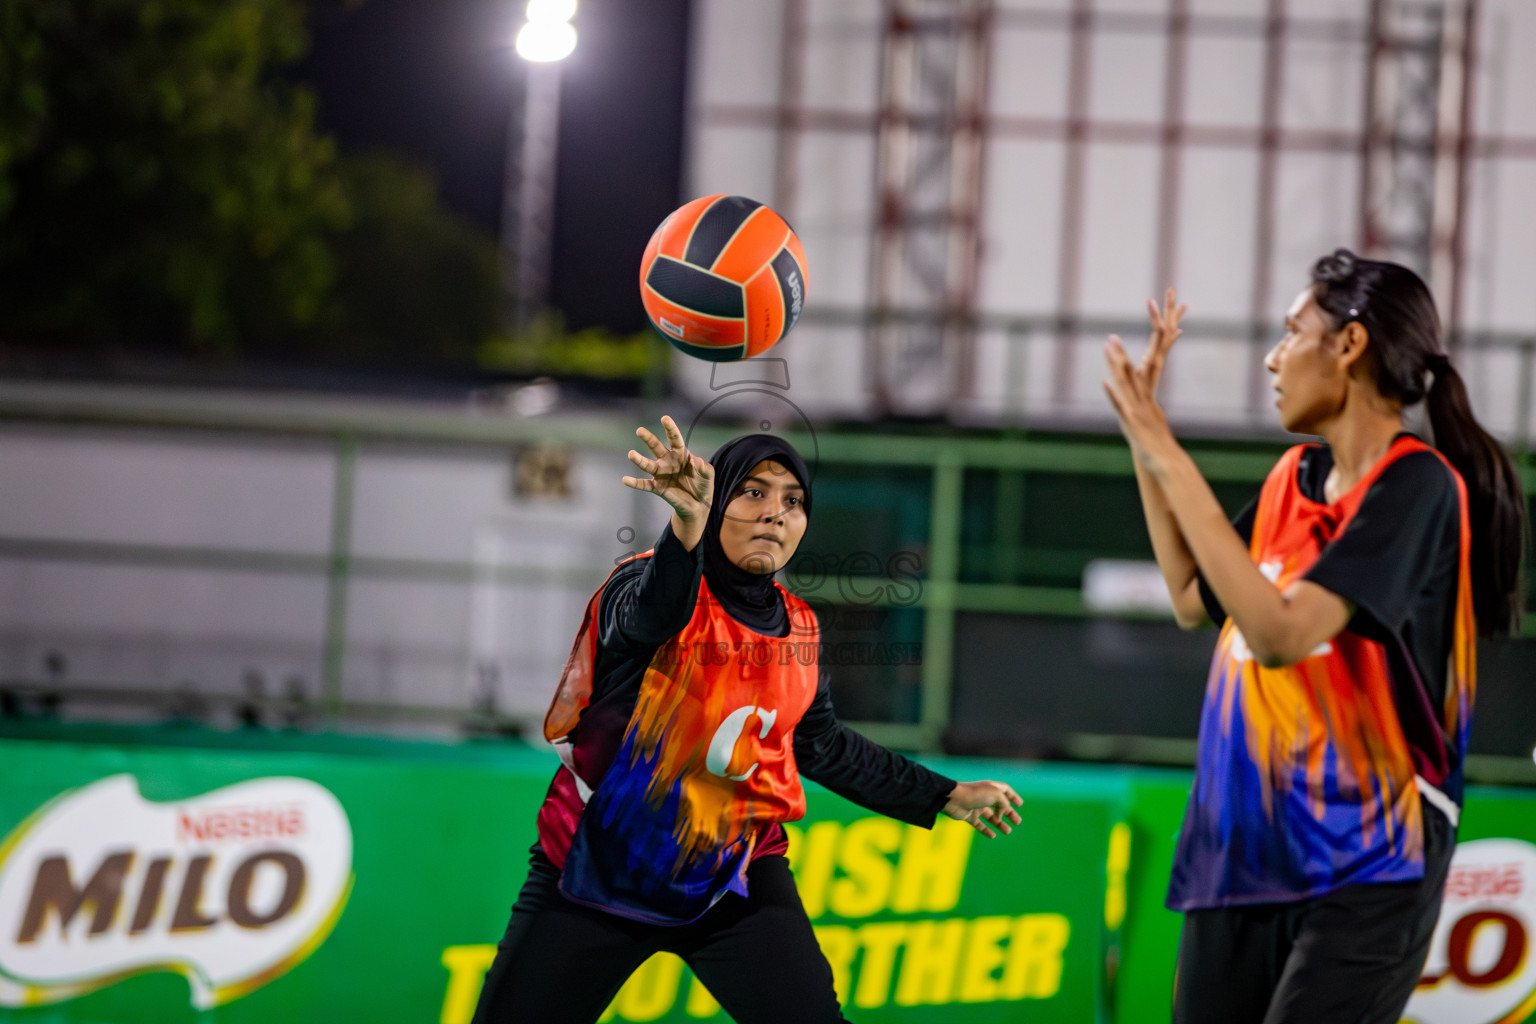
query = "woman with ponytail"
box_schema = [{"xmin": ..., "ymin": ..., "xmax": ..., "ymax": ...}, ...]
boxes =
[{"xmin": 1103, "ymin": 253, "xmax": 1524, "ymax": 1024}]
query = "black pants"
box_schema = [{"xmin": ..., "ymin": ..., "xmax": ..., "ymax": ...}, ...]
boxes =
[
  {"xmin": 471, "ymin": 850, "xmax": 849, "ymax": 1024},
  {"xmin": 1172, "ymin": 800, "xmax": 1455, "ymax": 1024}
]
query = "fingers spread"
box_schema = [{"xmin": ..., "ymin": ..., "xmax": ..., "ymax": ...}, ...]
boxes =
[
  {"xmin": 636, "ymin": 427, "xmax": 669, "ymax": 458},
  {"xmin": 1105, "ymin": 337, "xmax": 1131, "ymax": 377},
  {"xmin": 1161, "ymin": 288, "xmax": 1188, "ymax": 335},
  {"xmin": 660, "ymin": 415, "xmax": 687, "ymax": 453},
  {"xmin": 1107, "ymin": 341, "xmax": 1139, "ymax": 392}
]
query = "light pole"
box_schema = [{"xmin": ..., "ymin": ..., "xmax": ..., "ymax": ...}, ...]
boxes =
[{"xmin": 504, "ymin": 0, "xmax": 578, "ymax": 333}]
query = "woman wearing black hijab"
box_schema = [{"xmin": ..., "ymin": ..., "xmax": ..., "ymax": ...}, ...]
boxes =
[{"xmin": 471, "ymin": 415, "xmax": 1023, "ymax": 1024}]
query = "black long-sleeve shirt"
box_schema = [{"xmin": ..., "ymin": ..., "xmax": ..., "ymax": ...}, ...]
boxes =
[{"xmin": 580, "ymin": 524, "xmax": 954, "ymax": 828}]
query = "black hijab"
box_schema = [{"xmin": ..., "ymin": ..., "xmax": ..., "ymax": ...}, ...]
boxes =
[{"xmin": 700, "ymin": 434, "xmax": 813, "ymax": 634}]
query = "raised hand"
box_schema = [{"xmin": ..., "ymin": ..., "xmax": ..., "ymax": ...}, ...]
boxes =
[
  {"xmin": 622, "ymin": 415, "xmax": 715, "ymax": 550},
  {"xmin": 941, "ymin": 780, "xmax": 1024, "ymax": 839},
  {"xmin": 1138, "ymin": 288, "xmax": 1188, "ymax": 396},
  {"xmin": 1104, "ymin": 289, "xmax": 1187, "ymax": 479}
]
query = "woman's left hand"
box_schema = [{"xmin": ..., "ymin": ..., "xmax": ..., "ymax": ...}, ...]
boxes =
[{"xmin": 941, "ymin": 781, "xmax": 1023, "ymax": 839}]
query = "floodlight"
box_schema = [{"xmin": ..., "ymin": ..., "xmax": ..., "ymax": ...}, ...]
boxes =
[
  {"xmin": 526, "ymin": 0, "xmax": 577, "ymax": 24},
  {"xmin": 515, "ymin": 20, "xmax": 577, "ymax": 62}
]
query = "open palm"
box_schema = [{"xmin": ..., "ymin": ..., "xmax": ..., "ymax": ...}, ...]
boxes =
[{"xmin": 622, "ymin": 415, "xmax": 715, "ymax": 526}]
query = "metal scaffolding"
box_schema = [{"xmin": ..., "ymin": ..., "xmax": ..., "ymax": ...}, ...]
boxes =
[
  {"xmin": 867, "ymin": 0, "xmax": 994, "ymax": 416},
  {"xmin": 1359, "ymin": 0, "xmax": 1479, "ymax": 343},
  {"xmin": 707, "ymin": 0, "xmax": 1528, "ymax": 424}
]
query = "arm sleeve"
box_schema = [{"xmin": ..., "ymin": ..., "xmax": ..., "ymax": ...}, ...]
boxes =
[
  {"xmin": 597, "ymin": 522, "xmax": 703, "ymax": 655},
  {"xmin": 1303, "ymin": 451, "xmax": 1461, "ymax": 639},
  {"xmin": 793, "ymin": 665, "xmax": 956, "ymax": 828},
  {"xmin": 1197, "ymin": 498, "xmax": 1257, "ymax": 625}
]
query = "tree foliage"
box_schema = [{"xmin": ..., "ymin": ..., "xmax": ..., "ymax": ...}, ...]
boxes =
[
  {"xmin": 478, "ymin": 311, "xmax": 668, "ymax": 380},
  {"xmin": 0, "ymin": 0, "xmax": 501, "ymax": 371},
  {"xmin": 259, "ymin": 151, "xmax": 502, "ymax": 372}
]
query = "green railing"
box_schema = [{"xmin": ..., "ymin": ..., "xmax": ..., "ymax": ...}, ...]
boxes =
[{"xmin": 1, "ymin": 380, "xmax": 1533, "ymax": 778}]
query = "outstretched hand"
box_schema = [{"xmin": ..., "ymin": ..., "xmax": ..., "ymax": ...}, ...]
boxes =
[
  {"xmin": 1136, "ymin": 288, "xmax": 1187, "ymax": 395},
  {"xmin": 1104, "ymin": 288, "xmax": 1187, "ymax": 478},
  {"xmin": 622, "ymin": 415, "xmax": 715, "ymax": 550},
  {"xmin": 941, "ymin": 781, "xmax": 1023, "ymax": 839}
]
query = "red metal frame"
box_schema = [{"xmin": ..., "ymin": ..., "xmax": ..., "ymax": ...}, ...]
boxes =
[
  {"xmin": 773, "ymin": 0, "xmax": 809, "ymax": 224},
  {"xmin": 736, "ymin": 0, "xmax": 1507, "ymax": 420},
  {"xmin": 867, "ymin": 0, "xmax": 994, "ymax": 415},
  {"xmin": 1358, "ymin": 0, "xmax": 1387, "ymax": 254},
  {"xmin": 711, "ymin": 104, "xmax": 1536, "ymax": 164},
  {"xmin": 1153, "ymin": 0, "xmax": 1191, "ymax": 294},
  {"xmin": 1446, "ymin": 0, "xmax": 1480, "ymax": 349},
  {"xmin": 1246, "ymin": 0, "xmax": 1287, "ymax": 417},
  {"xmin": 1051, "ymin": 0, "xmax": 1094, "ymax": 405}
]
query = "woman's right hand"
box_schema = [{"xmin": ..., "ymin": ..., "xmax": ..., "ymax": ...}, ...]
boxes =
[{"xmin": 622, "ymin": 415, "xmax": 715, "ymax": 550}]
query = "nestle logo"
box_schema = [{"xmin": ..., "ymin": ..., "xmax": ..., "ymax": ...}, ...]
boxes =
[
  {"xmin": 0, "ymin": 775, "xmax": 352, "ymax": 1010},
  {"xmin": 176, "ymin": 805, "xmax": 306, "ymax": 844},
  {"xmin": 1407, "ymin": 837, "xmax": 1536, "ymax": 1024},
  {"xmin": 1445, "ymin": 862, "xmax": 1523, "ymax": 901}
]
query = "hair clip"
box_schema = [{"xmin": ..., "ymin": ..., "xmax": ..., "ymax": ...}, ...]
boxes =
[{"xmin": 1348, "ymin": 308, "xmax": 1359, "ymax": 318}]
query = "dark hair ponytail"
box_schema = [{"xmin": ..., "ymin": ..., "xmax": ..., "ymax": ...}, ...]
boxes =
[
  {"xmin": 1424, "ymin": 359, "xmax": 1526, "ymax": 636},
  {"xmin": 1311, "ymin": 248, "xmax": 1526, "ymax": 637}
]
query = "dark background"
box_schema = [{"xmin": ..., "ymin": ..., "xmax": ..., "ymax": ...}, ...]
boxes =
[{"xmin": 297, "ymin": 0, "xmax": 693, "ymax": 335}]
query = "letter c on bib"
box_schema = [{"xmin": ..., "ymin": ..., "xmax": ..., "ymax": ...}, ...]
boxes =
[{"xmin": 706, "ymin": 705, "xmax": 778, "ymax": 782}]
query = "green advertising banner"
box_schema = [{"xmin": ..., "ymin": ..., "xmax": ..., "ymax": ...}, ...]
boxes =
[
  {"xmin": 0, "ymin": 730, "xmax": 1531, "ymax": 1024},
  {"xmin": 516, "ymin": 775, "xmax": 1129, "ymax": 1024},
  {"xmin": 1107, "ymin": 774, "xmax": 1536, "ymax": 1024}
]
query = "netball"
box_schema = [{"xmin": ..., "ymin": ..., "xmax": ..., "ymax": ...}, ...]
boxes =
[{"xmin": 638, "ymin": 194, "xmax": 808, "ymax": 362}]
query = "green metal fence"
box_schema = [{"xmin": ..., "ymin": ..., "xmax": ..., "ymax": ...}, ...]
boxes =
[{"xmin": 1, "ymin": 381, "xmax": 1533, "ymax": 778}]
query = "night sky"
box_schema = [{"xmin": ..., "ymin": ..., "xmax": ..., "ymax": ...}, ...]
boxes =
[{"xmin": 297, "ymin": 0, "xmax": 692, "ymax": 334}]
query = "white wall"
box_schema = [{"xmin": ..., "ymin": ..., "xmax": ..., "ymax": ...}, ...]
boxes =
[
  {"xmin": 684, "ymin": 0, "xmax": 1536, "ymax": 438},
  {"xmin": 0, "ymin": 420, "xmax": 669, "ymax": 732}
]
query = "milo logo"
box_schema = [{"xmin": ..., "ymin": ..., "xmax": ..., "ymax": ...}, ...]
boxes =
[
  {"xmin": 1405, "ymin": 838, "xmax": 1536, "ymax": 1024},
  {"xmin": 0, "ymin": 775, "xmax": 352, "ymax": 1009}
]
